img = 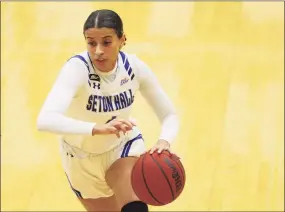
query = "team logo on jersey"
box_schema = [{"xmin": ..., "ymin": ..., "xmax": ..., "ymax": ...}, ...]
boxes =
[
  {"xmin": 120, "ymin": 77, "xmax": 129, "ymax": 86},
  {"xmin": 89, "ymin": 74, "xmax": 100, "ymax": 82}
]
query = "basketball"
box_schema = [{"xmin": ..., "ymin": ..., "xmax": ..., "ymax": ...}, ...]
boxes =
[{"xmin": 131, "ymin": 150, "xmax": 186, "ymax": 206}]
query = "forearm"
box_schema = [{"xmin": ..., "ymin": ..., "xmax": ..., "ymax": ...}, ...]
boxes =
[
  {"xmin": 37, "ymin": 111, "xmax": 95, "ymax": 135},
  {"xmin": 158, "ymin": 113, "xmax": 179, "ymax": 144},
  {"xmin": 140, "ymin": 87, "xmax": 180, "ymax": 144}
]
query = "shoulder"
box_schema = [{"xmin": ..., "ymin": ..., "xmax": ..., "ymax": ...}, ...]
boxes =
[
  {"xmin": 118, "ymin": 51, "xmax": 144, "ymax": 65},
  {"xmin": 55, "ymin": 51, "xmax": 90, "ymax": 83},
  {"xmin": 64, "ymin": 51, "xmax": 91, "ymax": 71},
  {"xmin": 118, "ymin": 51, "xmax": 152, "ymax": 78}
]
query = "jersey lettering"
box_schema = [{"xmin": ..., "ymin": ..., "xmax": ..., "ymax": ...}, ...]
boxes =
[{"xmin": 86, "ymin": 89, "xmax": 134, "ymax": 113}]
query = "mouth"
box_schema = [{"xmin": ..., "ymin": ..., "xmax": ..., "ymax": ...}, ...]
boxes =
[{"xmin": 96, "ymin": 58, "xmax": 106, "ymax": 62}]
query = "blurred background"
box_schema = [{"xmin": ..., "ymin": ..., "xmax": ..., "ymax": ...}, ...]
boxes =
[{"xmin": 1, "ymin": 2, "xmax": 284, "ymax": 211}]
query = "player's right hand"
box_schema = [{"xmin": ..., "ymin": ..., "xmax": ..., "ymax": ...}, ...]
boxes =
[{"xmin": 92, "ymin": 119, "xmax": 136, "ymax": 138}]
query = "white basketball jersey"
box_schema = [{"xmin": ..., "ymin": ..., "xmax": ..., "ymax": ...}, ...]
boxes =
[{"xmin": 63, "ymin": 51, "xmax": 141, "ymax": 153}]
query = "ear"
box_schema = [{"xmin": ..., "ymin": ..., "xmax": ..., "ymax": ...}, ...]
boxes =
[
  {"xmin": 119, "ymin": 34, "xmax": 127, "ymax": 49},
  {"xmin": 122, "ymin": 34, "xmax": 127, "ymax": 45}
]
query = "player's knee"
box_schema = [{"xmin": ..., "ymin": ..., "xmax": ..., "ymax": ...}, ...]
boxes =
[
  {"xmin": 105, "ymin": 157, "xmax": 141, "ymax": 208},
  {"xmin": 121, "ymin": 201, "xmax": 148, "ymax": 212},
  {"xmin": 105, "ymin": 157, "xmax": 137, "ymax": 188}
]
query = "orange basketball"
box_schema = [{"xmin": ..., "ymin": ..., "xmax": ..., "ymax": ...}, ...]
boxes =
[{"xmin": 131, "ymin": 151, "xmax": 186, "ymax": 206}]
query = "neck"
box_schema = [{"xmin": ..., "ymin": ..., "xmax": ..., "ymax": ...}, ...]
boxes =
[
  {"xmin": 95, "ymin": 61, "xmax": 117, "ymax": 73},
  {"xmin": 93, "ymin": 60, "xmax": 118, "ymax": 76}
]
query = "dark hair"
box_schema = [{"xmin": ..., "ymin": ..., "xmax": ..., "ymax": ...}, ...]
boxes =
[{"xmin": 83, "ymin": 9, "xmax": 124, "ymax": 39}]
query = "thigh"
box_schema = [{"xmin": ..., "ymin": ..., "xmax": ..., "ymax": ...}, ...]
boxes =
[
  {"xmin": 78, "ymin": 195, "xmax": 120, "ymax": 212},
  {"xmin": 105, "ymin": 156, "xmax": 140, "ymax": 209},
  {"xmin": 60, "ymin": 141, "xmax": 114, "ymax": 199},
  {"xmin": 104, "ymin": 131, "xmax": 147, "ymax": 208}
]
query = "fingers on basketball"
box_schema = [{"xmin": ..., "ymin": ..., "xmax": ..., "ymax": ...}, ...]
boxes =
[{"xmin": 150, "ymin": 146, "xmax": 172, "ymax": 155}]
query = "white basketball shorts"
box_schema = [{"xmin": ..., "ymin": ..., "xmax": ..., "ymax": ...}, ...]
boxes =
[{"xmin": 59, "ymin": 129, "xmax": 146, "ymax": 199}]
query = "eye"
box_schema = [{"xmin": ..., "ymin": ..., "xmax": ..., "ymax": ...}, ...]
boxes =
[
  {"xmin": 88, "ymin": 42, "xmax": 96, "ymax": 46},
  {"xmin": 103, "ymin": 41, "xmax": 111, "ymax": 46}
]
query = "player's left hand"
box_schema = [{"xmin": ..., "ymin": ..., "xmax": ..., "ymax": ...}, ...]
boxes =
[{"xmin": 149, "ymin": 139, "xmax": 172, "ymax": 154}]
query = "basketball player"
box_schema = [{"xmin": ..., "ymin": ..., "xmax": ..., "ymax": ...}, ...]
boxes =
[{"xmin": 37, "ymin": 9, "xmax": 179, "ymax": 212}]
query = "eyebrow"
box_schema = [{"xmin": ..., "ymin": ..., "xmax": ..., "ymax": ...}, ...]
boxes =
[{"xmin": 86, "ymin": 35, "xmax": 112, "ymax": 39}]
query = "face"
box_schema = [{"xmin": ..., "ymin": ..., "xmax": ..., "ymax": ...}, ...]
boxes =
[{"xmin": 84, "ymin": 27, "xmax": 125, "ymax": 72}]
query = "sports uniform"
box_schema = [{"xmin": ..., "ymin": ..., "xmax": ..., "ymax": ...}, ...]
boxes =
[{"xmin": 37, "ymin": 51, "xmax": 179, "ymax": 199}]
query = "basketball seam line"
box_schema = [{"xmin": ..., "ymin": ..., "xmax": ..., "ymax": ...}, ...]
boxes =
[
  {"xmin": 150, "ymin": 154, "xmax": 175, "ymax": 201},
  {"xmin": 142, "ymin": 153, "xmax": 163, "ymax": 205}
]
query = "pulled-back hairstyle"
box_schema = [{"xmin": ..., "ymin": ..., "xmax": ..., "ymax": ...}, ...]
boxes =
[{"xmin": 83, "ymin": 9, "xmax": 124, "ymax": 39}]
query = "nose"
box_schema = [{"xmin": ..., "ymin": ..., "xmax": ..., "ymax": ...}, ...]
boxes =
[{"xmin": 95, "ymin": 45, "xmax": 104, "ymax": 56}]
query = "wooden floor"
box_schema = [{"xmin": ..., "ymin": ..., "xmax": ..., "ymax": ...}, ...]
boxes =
[{"xmin": 1, "ymin": 2, "xmax": 284, "ymax": 211}]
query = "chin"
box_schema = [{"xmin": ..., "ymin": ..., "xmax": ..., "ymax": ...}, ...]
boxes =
[{"xmin": 94, "ymin": 64, "xmax": 109, "ymax": 72}]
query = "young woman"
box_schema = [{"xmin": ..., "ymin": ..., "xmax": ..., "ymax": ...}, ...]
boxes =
[{"xmin": 37, "ymin": 9, "xmax": 179, "ymax": 212}]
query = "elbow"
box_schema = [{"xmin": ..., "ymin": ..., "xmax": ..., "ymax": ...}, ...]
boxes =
[
  {"xmin": 171, "ymin": 113, "xmax": 180, "ymax": 127},
  {"xmin": 36, "ymin": 112, "xmax": 49, "ymax": 131},
  {"xmin": 167, "ymin": 112, "xmax": 180, "ymax": 128},
  {"xmin": 161, "ymin": 112, "xmax": 180, "ymax": 127},
  {"xmin": 36, "ymin": 114, "xmax": 44, "ymax": 131},
  {"xmin": 167, "ymin": 111, "xmax": 179, "ymax": 121}
]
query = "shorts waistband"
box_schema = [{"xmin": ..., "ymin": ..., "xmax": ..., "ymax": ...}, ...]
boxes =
[{"xmin": 60, "ymin": 133, "xmax": 143, "ymax": 158}]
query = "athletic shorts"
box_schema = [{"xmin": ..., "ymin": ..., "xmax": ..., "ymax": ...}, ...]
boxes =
[{"xmin": 59, "ymin": 129, "xmax": 146, "ymax": 199}]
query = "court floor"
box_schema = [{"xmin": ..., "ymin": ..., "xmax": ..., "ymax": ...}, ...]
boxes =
[{"xmin": 1, "ymin": 2, "xmax": 284, "ymax": 211}]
